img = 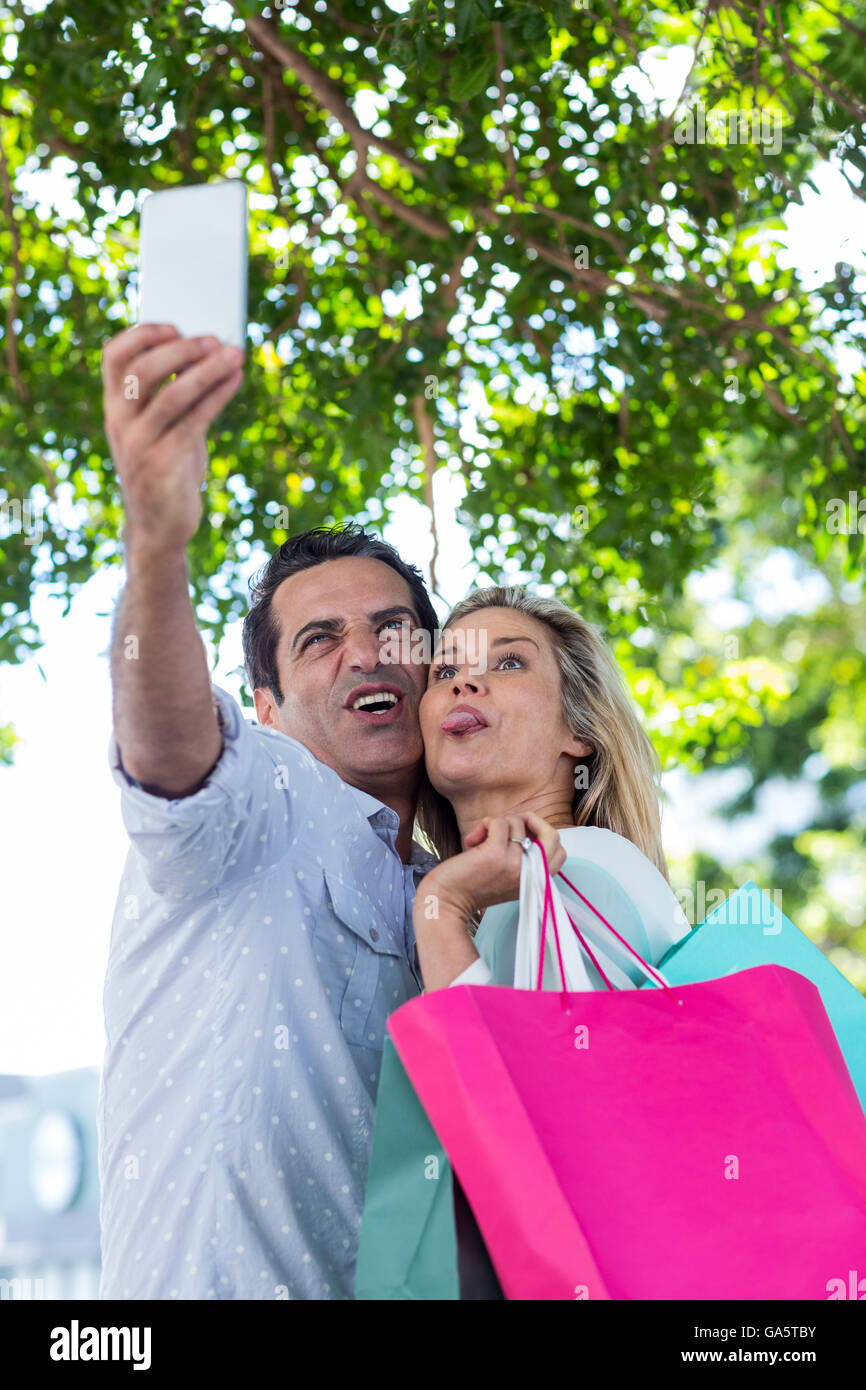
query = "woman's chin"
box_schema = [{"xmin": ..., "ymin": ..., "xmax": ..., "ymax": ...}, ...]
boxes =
[{"xmin": 425, "ymin": 741, "xmax": 495, "ymax": 793}]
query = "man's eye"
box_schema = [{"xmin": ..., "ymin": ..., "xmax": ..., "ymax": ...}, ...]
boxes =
[
  {"xmin": 380, "ymin": 618, "xmax": 409, "ymax": 633},
  {"xmin": 303, "ymin": 633, "xmax": 330, "ymax": 649}
]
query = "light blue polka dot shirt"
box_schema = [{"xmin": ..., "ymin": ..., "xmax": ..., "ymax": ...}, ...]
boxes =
[{"xmin": 97, "ymin": 684, "xmax": 437, "ymax": 1301}]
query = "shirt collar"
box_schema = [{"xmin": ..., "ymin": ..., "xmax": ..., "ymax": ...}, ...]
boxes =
[
  {"xmin": 345, "ymin": 782, "xmax": 393, "ymax": 824},
  {"xmin": 344, "ymin": 783, "xmax": 438, "ymax": 876}
]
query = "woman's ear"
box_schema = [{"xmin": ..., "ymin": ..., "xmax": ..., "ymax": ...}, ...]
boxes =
[{"xmin": 565, "ymin": 732, "xmax": 594, "ymax": 759}]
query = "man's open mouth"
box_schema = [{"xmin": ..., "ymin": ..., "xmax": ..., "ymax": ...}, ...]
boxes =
[
  {"xmin": 345, "ymin": 684, "xmax": 406, "ymax": 724},
  {"xmin": 352, "ymin": 692, "xmax": 399, "ymax": 712}
]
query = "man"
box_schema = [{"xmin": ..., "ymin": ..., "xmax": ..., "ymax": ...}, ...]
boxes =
[{"xmin": 98, "ymin": 323, "xmax": 439, "ymax": 1300}]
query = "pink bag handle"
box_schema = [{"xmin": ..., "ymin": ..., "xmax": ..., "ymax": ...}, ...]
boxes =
[
  {"xmin": 536, "ymin": 841, "xmax": 671, "ymax": 995},
  {"xmin": 535, "ymin": 844, "xmax": 572, "ymax": 1009},
  {"xmin": 557, "ymin": 865, "xmax": 670, "ymax": 990},
  {"xmin": 536, "ymin": 847, "xmax": 623, "ymax": 1008}
]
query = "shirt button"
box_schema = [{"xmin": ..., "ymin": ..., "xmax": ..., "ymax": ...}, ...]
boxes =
[{"xmin": 370, "ymin": 928, "xmax": 379, "ymax": 942}]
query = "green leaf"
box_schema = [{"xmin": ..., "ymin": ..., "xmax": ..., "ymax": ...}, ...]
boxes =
[
  {"xmin": 138, "ymin": 59, "xmax": 165, "ymax": 108},
  {"xmin": 522, "ymin": 10, "xmax": 549, "ymax": 42},
  {"xmin": 455, "ymin": 0, "xmax": 476, "ymax": 45},
  {"xmin": 448, "ymin": 50, "xmax": 495, "ymax": 102}
]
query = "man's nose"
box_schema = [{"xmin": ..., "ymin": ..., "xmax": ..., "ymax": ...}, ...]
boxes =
[{"xmin": 343, "ymin": 625, "xmax": 384, "ymax": 671}]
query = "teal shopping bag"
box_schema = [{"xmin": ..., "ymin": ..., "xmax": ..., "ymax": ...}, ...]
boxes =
[
  {"xmin": 649, "ymin": 881, "xmax": 866, "ymax": 1112},
  {"xmin": 355, "ymin": 1035, "xmax": 503, "ymax": 1300}
]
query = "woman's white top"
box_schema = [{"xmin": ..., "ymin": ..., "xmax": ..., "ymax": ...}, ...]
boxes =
[{"xmin": 448, "ymin": 826, "xmax": 690, "ymax": 990}]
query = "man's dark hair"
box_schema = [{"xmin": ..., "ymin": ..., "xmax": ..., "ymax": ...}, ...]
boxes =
[{"xmin": 242, "ymin": 523, "xmax": 439, "ymax": 704}]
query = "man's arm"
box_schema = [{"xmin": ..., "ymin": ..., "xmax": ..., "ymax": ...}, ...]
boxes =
[
  {"xmin": 110, "ymin": 542, "xmax": 221, "ymax": 797},
  {"xmin": 102, "ymin": 321, "xmax": 244, "ymax": 797}
]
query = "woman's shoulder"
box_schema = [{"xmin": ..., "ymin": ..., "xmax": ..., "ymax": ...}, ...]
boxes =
[
  {"xmin": 556, "ymin": 825, "xmax": 689, "ymax": 946},
  {"xmin": 558, "ymin": 825, "xmax": 660, "ymax": 873}
]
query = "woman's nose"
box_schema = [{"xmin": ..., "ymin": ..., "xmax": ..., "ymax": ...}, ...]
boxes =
[{"xmin": 451, "ymin": 673, "xmax": 481, "ymax": 694}]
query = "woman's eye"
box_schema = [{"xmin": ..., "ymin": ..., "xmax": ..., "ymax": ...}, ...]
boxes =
[
  {"xmin": 498, "ymin": 654, "xmax": 524, "ymax": 670},
  {"xmin": 434, "ymin": 665, "xmax": 457, "ymax": 681}
]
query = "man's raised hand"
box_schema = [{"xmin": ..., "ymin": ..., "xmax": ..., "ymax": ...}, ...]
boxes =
[{"xmin": 101, "ymin": 323, "xmax": 244, "ymax": 557}]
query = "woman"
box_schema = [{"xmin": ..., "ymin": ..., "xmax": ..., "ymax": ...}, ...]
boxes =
[{"xmin": 412, "ymin": 586, "xmax": 690, "ymax": 991}]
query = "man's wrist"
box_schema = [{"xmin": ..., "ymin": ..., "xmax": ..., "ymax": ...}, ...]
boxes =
[{"xmin": 124, "ymin": 531, "xmax": 190, "ymax": 577}]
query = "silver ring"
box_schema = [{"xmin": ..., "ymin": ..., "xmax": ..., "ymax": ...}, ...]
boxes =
[{"xmin": 510, "ymin": 836, "xmax": 533, "ymax": 852}]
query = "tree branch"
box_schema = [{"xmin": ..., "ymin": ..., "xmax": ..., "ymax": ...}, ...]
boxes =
[
  {"xmin": 653, "ymin": 0, "xmax": 720, "ymax": 155},
  {"xmin": 412, "ymin": 394, "xmax": 442, "ymax": 600},
  {"xmin": 831, "ymin": 406, "xmax": 857, "ymax": 466},
  {"xmin": 492, "ymin": 22, "xmax": 520, "ymax": 196},
  {"xmin": 754, "ymin": 0, "xmax": 866, "ymax": 122},
  {"xmin": 244, "ymin": 26, "xmax": 450, "ymax": 242},
  {"xmin": 0, "ymin": 121, "xmax": 29, "ymax": 406},
  {"xmin": 810, "ymin": 0, "xmax": 866, "ymax": 44},
  {"xmin": 236, "ymin": 8, "xmax": 427, "ymax": 180},
  {"xmin": 752, "ymin": 0, "xmax": 767, "ymax": 104},
  {"xmin": 439, "ymin": 228, "xmax": 481, "ymax": 317}
]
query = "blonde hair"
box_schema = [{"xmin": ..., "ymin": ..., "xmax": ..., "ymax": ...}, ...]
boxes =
[{"xmin": 416, "ymin": 585, "xmax": 670, "ymax": 881}]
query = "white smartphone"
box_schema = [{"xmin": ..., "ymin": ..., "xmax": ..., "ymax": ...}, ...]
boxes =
[{"xmin": 137, "ymin": 180, "xmax": 248, "ymax": 347}]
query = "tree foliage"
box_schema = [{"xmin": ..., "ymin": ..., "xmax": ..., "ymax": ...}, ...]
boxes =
[{"xmin": 0, "ymin": 0, "xmax": 864, "ymax": 968}]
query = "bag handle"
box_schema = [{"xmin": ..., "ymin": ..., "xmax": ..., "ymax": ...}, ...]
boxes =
[
  {"xmin": 556, "ymin": 863, "xmax": 671, "ymax": 991},
  {"xmin": 535, "ymin": 845, "xmax": 572, "ymax": 1010},
  {"xmin": 535, "ymin": 850, "xmax": 621, "ymax": 1004},
  {"xmin": 536, "ymin": 841, "xmax": 672, "ymax": 994}
]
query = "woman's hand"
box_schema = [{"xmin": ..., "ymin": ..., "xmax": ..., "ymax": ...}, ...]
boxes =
[
  {"xmin": 422, "ymin": 812, "xmax": 566, "ymax": 923},
  {"xmin": 413, "ymin": 813, "xmax": 566, "ymax": 990}
]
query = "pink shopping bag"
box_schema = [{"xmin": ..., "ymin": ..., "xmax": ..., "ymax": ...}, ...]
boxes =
[{"xmin": 389, "ymin": 850, "xmax": 866, "ymax": 1300}]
